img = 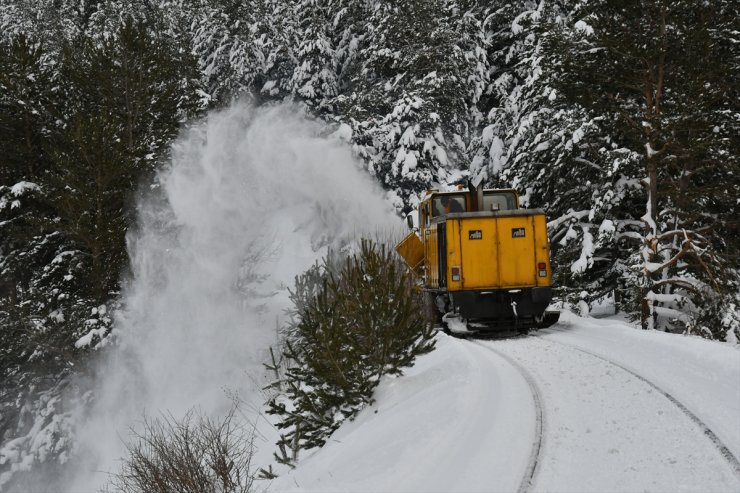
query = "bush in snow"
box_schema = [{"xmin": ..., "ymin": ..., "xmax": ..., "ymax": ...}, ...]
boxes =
[
  {"xmin": 266, "ymin": 239, "xmax": 435, "ymax": 464},
  {"xmin": 108, "ymin": 407, "xmax": 256, "ymax": 493}
]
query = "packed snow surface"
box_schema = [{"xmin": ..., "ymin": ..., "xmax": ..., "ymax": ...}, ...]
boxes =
[{"xmin": 270, "ymin": 312, "xmax": 740, "ymax": 493}]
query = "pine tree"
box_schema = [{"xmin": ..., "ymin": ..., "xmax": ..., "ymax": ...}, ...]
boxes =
[
  {"xmin": 45, "ymin": 16, "xmax": 201, "ymax": 301},
  {"xmin": 539, "ymin": 0, "xmax": 739, "ymax": 334},
  {"xmin": 465, "ymin": 1, "xmax": 632, "ymax": 309},
  {"xmin": 267, "ymin": 240, "xmax": 435, "ymax": 459},
  {"xmin": 289, "ymin": 0, "xmax": 339, "ymax": 106},
  {"xmin": 337, "ymin": 0, "xmax": 469, "ymax": 210},
  {"xmin": 0, "ymin": 34, "xmax": 56, "ymax": 183},
  {"xmin": 1, "ymin": 8, "xmax": 205, "ymax": 484}
]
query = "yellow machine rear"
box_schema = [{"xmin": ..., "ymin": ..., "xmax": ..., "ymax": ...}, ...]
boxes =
[{"xmin": 397, "ymin": 186, "xmax": 559, "ymax": 331}]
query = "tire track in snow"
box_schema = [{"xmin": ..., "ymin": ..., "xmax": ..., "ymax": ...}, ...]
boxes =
[
  {"xmin": 542, "ymin": 336, "xmax": 740, "ymax": 481},
  {"xmin": 471, "ymin": 340, "xmax": 545, "ymax": 493}
]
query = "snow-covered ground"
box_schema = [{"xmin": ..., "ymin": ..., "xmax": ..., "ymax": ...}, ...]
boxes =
[{"xmin": 269, "ymin": 312, "xmax": 740, "ymax": 493}]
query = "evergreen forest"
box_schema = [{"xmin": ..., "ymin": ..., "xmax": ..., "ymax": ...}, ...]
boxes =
[{"xmin": 1, "ymin": 0, "xmax": 738, "ymax": 486}]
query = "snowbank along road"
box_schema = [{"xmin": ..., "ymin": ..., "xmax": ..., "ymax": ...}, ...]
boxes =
[{"xmin": 270, "ymin": 312, "xmax": 740, "ymax": 493}]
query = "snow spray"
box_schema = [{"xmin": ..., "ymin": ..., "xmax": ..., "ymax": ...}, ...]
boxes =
[{"xmin": 65, "ymin": 102, "xmax": 399, "ymax": 491}]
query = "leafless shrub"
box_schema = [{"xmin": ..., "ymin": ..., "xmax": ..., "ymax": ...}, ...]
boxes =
[{"xmin": 108, "ymin": 407, "xmax": 256, "ymax": 493}]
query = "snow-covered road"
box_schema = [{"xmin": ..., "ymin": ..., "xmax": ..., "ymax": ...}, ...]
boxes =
[
  {"xmin": 269, "ymin": 313, "xmax": 740, "ymax": 492},
  {"xmin": 486, "ymin": 336, "xmax": 739, "ymax": 492}
]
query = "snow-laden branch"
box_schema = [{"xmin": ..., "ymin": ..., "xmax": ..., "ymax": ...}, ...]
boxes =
[
  {"xmin": 571, "ymin": 226, "xmax": 594, "ymax": 274},
  {"xmin": 651, "ymin": 277, "xmax": 706, "ymax": 295},
  {"xmin": 656, "ymin": 227, "xmax": 712, "ymax": 243},
  {"xmin": 574, "ymin": 157, "xmax": 604, "ymax": 172},
  {"xmin": 653, "ymin": 306, "xmax": 692, "ymax": 324},
  {"xmin": 617, "ymin": 231, "xmax": 643, "ymax": 241},
  {"xmin": 644, "ymin": 236, "xmax": 691, "ymax": 275},
  {"xmin": 547, "ymin": 209, "xmax": 590, "ymax": 230},
  {"xmin": 643, "ymin": 230, "xmax": 718, "ymax": 289}
]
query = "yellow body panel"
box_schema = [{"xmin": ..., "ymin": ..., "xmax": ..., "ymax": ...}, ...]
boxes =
[
  {"xmin": 442, "ymin": 213, "xmax": 551, "ymax": 291},
  {"xmin": 495, "ymin": 215, "xmax": 538, "ymax": 288},
  {"xmin": 531, "ymin": 214, "xmax": 552, "ymax": 286},
  {"xmin": 449, "ymin": 217, "xmax": 499, "ymax": 290}
]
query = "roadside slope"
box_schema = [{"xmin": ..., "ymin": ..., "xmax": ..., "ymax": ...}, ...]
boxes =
[{"xmin": 269, "ymin": 335, "xmax": 535, "ymax": 493}]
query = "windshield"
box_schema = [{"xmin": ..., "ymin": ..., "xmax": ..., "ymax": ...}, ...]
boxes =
[{"xmin": 481, "ymin": 192, "xmax": 517, "ymax": 211}]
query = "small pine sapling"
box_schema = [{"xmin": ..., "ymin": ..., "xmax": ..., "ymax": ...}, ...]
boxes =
[{"xmin": 266, "ymin": 238, "xmax": 435, "ymax": 463}]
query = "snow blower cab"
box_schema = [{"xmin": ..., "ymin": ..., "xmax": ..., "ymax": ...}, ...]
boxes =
[{"xmin": 395, "ymin": 186, "xmax": 559, "ymax": 332}]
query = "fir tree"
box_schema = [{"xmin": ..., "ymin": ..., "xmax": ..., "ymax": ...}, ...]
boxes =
[
  {"xmin": 340, "ymin": 0, "xmax": 469, "ymax": 209},
  {"xmin": 267, "ymin": 240, "xmax": 435, "ymax": 460},
  {"xmin": 289, "ymin": 0, "xmax": 339, "ymax": 106},
  {"xmin": 542, "ymin": 0, "xmax": 739, "ymax": 334},
  {"xmin": 1, "ymin": 8, "xmax": 204, "ymax": 484}
]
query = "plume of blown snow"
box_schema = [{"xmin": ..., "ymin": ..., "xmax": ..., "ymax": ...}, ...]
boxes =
[{"xmin": 65, "ymin": 101, "xmax": 400, "ymax": 491}]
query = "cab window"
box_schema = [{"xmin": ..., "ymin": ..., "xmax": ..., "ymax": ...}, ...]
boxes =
[
  {"xmin": 432, "ymin": 194, "xmax": 466, "ymax": 217},
  {"xmin": 481, "ymin": 191, "xmax": 517, "ymax": 211}
]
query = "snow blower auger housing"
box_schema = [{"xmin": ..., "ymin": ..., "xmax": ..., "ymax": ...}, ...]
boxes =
[{"xmin": 396, "ymin": 186, "xmax": 559, "ymax": 333}]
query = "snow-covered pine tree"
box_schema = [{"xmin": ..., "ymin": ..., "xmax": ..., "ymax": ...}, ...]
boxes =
[
  {"xmin": 289, "ymin": 0, "xmax": 339, "ymax": 107},
  {"xmin": 1, "ymin": 7, "xmax": 204, "ymax": 486},
  {"xmin": 451, "ymin": 0, "xmax": 490, "ymax": 134},
  {"xmin": 186, "ymin": 0, "xmax": 285, "ymax": 105},
  {"xmin": 267, "ymin": 240, "xmax": 435, "ymax": 460},
  {"xmin": 541, "ymin": 0, "xmax": 739, "ymax": 336},
  {"xmin": 46, "ymin": 15, "xmax": 201, "ymax": 302},
  {"xmin": 0, "ymin": 0, "xmax": 87, "ymax": 45},
  {"xmin": 467, "ymin": 1, "xmax": 636, "ymax": 310},
  {"xmin": 468, "ymin": 0, "xmax": 542, "ymax": 188},
  {"xmin": 512, "ymin": 4, "xmax": 645, "ymax": 312},
  {"xmin": 0, "ymin": 26, "xmax": 93, "ymax": 487},
  {"xmin": 326, "ymin": 0, "xmax": 368, "ymax": 94},
  {"xmin": 0, "ymin": 34, "xmax": 57, "ymax": 183},
  {"xmin": 337, "ymin": 0, "xmax": 469, "ymax": 212}
]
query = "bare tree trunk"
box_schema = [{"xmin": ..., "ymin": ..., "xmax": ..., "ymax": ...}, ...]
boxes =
[
  {"xmin": 641, "ymin": 159, "xmax": 658, "ymax": 330},
  {"xmin": 639, "ymin": 7, "xmax": 667, "ymax": 331}
]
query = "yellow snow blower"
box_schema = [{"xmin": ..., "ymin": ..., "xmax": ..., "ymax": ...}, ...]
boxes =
[{"xmin": 396, "ymin": 185, "xmax": 559, "ymax": 332}]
